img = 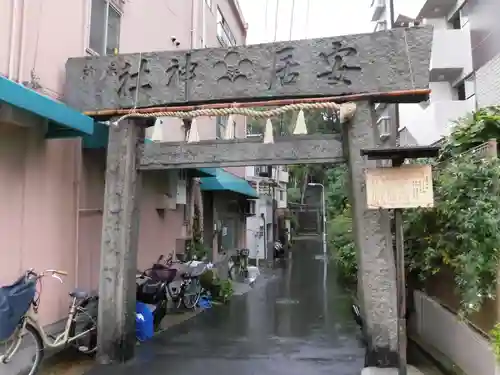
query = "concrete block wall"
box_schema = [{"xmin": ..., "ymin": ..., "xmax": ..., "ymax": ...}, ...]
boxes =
[{"xmin": 412, "ymin": 291, "xmax": 497, "ymax": 375}]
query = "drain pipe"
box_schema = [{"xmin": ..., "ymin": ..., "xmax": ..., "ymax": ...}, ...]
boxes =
[
  {"xmin": 190, "ymin": 0, "xmax": 199, "ymax": 48},
  {"xmin": 261, "ymin": 212, "xmax": 267, "ymax": 262},
  {"xmin": 8, "ymin": 0, "xmax": 18, "ymax": 79},
  {"xmin": 202, "ymin": 0, "xmax": 206, "ymax": 47},
  {"xmin": 18, "ymin": 0, "xmax": 27, "ymax": 83}
]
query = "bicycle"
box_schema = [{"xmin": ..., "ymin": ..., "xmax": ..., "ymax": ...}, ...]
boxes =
[
  {"xmin": 228, "ymin": 248, "xmax": 250, "ymax": 281},
  {"xmin": 143, "ymin": 255, "xmax": 205, "ymax": 311},
  {"xmin": 164, "ymin": 256, "xmax": 205, "ymax": 310},
  {"xmin": 0, "ymin": 269, "xmax": 98, "ymax": 375}
]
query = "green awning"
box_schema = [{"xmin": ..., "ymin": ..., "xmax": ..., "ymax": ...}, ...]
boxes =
[{"xmin": 200, "ymin": 169, "xmax": 258, "ymax": 198}]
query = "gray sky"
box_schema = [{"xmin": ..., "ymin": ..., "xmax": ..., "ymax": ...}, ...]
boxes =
[{"xmin": 240, "ymin": 0, "xmax": 427, "ymax": 44}]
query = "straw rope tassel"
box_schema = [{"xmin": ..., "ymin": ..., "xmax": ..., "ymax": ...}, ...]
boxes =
[
  {"xmin": 263, "ymin": 118, "xmax": 274, "ymax": 144},
  {"xmin": 339, "ymin": 103, "xmax": 357, "ymax": 123},
  {"xmin": 293, "ymin": 110, "xmax": 308, "ymax": 135},
  {"xmin": 224, "ymin": 114, "xmax": 235, "ymax": 140},
  {"xmin": 187, "ymin": 118, "xmax": 200, "ymax": 143},
  {"xmin": 151, "ymin": 118, "xmax": 164, "ymax": 142}
]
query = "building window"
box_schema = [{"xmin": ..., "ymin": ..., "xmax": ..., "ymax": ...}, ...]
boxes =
[
  {"xmin": 279, "ymin": 190, "xmax": 285, "ymax": 201},
  {"xmin": 217, "ymin": 7, "xmax": 237, "ymax": 47},
  {"xmin": 456, "ymin": 74, "xmax": 475, "ymax": 100},
  {"xmin": 456, "ymin": 74, "xmax": 476, "ymax": 110},
  {"xmin": 449, "ymin": 3, "xmax": 469, "ymax": 30},
  {"xmin": 89, "ymin": 0, "xmax": 121, "ymax": 55}
]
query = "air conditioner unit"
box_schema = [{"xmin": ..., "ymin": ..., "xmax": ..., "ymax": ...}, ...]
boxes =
[
  {"xmin": 156, "ymin": 193, "xmax": 177, "ymax": 211},
  {"xmin": 242, "ymin": 200, "xmax": 256, "ymax": 216},
  {"xmin": 377, "ymin": 116, "xmax": 391, "ymax": 141},
  {"xmin": 255, "ymin": 165, "xmax": 272, "ymax": 178}
]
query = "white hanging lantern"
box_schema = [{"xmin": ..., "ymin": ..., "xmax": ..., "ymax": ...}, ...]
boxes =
[
  {"xmin": 263, "ymin": 118, "xmax": 274, "ymax": 144},
  {"xmin": 293, "ymin": 110, "xmax": 308, "ymax": 135}
]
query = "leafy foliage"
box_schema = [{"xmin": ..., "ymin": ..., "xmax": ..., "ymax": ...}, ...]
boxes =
[
  {"xmin": 321, "ymin": 104, "xmax": 500, "ymax": 310},
  {"xmin": 328, "ymin": 206, "xmax": 357, "ymax": 285},
  {"xmin": 490, "ymin": 323, "xmax": 500, "ymax": 361},
  {"xmin": 187, "ymin": 204, "xmax": 209, "ymax": 260},
  {"xmin": 405, "ymin": 105, "xmax": 500, "ymax": 313},
  {"xmin": 199, "ymin": 269, "xmax": 234, "ymax": 303},
  {"xmin": 405, "ymin": 153, "xmax": 500, "ymax": 312},
  {"xmin": 440, "ymin": 106, "xmax": 500, "ymax": 160}
]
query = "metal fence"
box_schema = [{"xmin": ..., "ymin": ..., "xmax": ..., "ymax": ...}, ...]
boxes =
[{"xmin": 434, "ymin": 139, "xmax": 497, "ymax": 172}]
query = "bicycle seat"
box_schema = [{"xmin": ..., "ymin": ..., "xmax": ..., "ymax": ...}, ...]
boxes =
[{"xmin": 70, "ymin": 288, "xmax": 89, "ymax": 300}]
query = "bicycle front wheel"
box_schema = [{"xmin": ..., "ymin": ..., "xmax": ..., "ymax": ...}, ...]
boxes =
[
  {"xmin": 182, "ymin": 279, "xmax": 202, "ymax": 309},
  {"xmin": 0, "ymin": 323, "xmax": 44, "ymax": 375},
  {"xmin": 228, "ymin": 264, "xmax": 238, "ymax": 280}
]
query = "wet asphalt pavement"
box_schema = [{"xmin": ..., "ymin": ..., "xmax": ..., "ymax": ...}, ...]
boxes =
[{"xmin": 86, "ymin": 238, "xmax": 367, "ymax": 375}]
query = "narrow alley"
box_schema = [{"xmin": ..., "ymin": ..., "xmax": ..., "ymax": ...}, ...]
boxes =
[{"xmin": 81, "ymin": 238, "xmax": 441, "ymax": 375}]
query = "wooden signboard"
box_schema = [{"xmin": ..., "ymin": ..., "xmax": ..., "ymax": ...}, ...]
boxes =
[{"xmin": 365, "ymin": 165, "xmax": 434, "ymax": 209}]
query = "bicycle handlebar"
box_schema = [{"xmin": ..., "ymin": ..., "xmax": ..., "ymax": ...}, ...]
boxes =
[
  {"xmin": 26, "ymin": 269, "xmax": 68, "ymax": 281},
  {"xmin": 45, "ymin": 269, "xmax": 68, "ymax": 276}
]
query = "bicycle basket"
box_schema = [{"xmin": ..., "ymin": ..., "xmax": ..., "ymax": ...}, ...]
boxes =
[
  {"xmin": 136, "ymin": 279, "xmax": 165, "ymax": 305},
  {"xmin": 147, "ymin": 265, "xmax": 177, "ymax": 283},
  {"xmin": 0, "ymin": 276, "xmax": 36, "ymax": 341}
]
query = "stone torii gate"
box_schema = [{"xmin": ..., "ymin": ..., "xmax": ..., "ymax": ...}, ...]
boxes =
[{"xmin": 64, "ymin": 26, "xmax": 432, "ymax": 366}]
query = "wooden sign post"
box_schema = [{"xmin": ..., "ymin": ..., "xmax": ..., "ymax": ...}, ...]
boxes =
[{"xmin": 366, "ymin": 165, "xmax": 434, "ymax": 210}]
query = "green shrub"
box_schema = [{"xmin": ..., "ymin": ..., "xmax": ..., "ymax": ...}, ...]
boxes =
[
  {"xmin": 199, "ymin": 269, "xmax": 234, "ymax": 303},
  {"xmin": 406, "ymin": 105, "xmax": 500, "ymax": 312},
  {"xmin": 328, "ymin": 208, "xmax": 357, "ymax": 286}
]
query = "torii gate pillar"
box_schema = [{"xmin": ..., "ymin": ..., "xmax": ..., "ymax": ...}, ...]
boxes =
[{"xmin": 344, "ymin": 102, "xmax": 398, "ymax": 366}]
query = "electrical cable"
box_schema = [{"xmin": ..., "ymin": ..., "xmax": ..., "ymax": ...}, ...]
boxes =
[{"xmin": 273, "ymin": 0, "xmax": 280, "ymax": 42}]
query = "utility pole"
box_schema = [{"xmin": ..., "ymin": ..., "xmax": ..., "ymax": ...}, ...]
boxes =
[{"xmin": 389, "ymin": 1, "xmax": 407, "ymax": 375}]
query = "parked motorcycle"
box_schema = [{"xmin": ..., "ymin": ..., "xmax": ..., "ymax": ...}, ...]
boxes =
[
  {"xmin": 273, "ymin": 241, "xmax": 285, "ymax": 259},
  {"xmin": 136, "ymin": 255, "xmax": 207, "ymax": 329},
  {"xmin": 136, "ymin": 255, "xmax": 176, "ymax": 330}
]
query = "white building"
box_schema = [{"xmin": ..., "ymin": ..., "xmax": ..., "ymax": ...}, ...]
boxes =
[
  {"xmin": 370, "ymin": 0, "xmax": 474, "ymax": 146},
  {"xmin": 244, "ymin": 164, "xmax": 289, "ymax": 262},
  {"xmin": 369, "ymin": 1, "xmax": 500, "ymax": 373}
]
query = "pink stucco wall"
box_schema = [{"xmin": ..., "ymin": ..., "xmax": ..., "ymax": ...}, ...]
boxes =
[
  {"xmin": 0, "ymin": 122, "xmax": 205, "ymax": 326},
  {"xmin": 0, "ymin": 122, "xmax": 80, "ymax": 326},
  {"xmin": 77, "ymin": 150, "xmax": 190, "ymax": 292},
  {"xmin": 0, "ymin": 0, "xmax": 247, "ymax": 327}
]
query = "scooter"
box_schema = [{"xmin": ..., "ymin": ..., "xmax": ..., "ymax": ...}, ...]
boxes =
[
  {"xmin": 136, "ymin": 255, "xmax": 177, "ymax": 330},
  {"xmin": 273, "ymin": 241, "xmax": 284, "ymax": 259}
]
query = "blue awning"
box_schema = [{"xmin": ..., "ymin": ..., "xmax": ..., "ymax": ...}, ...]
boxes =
[
  {"xmin": 197, "ymin": 168, "xmax": 219, "ymax": 177},
  {"xmin": 200, "ymin": 169, "xmax": 258, "ymax": 198},
  {"xmin": 0, "ymin": 76, "xmax": 94, "ymax": 135}
]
